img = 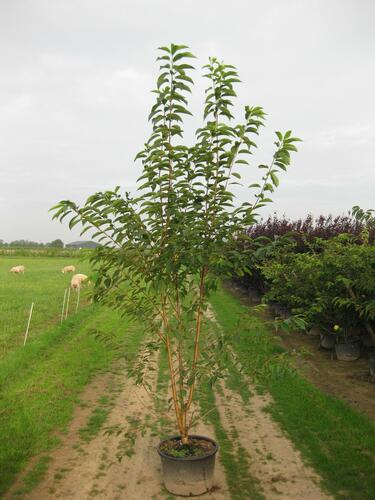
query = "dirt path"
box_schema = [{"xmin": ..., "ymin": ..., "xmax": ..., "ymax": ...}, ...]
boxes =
[
  {"xmin": 207, "ymin": 304, "xmax": 331, "ymax": 499},
  {"xmin": 7, "ymin": 362, "xmax": 229, "ymax": 500},
  {"xmin": 6, "ymin": 315, "xmax": 331, "ymax": 499},
  {"xmin": 6, "ymin": 359, "xmax": 332, "ymax": 500}
]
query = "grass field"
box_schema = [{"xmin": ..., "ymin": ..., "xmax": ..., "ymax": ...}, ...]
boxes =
[
  {"xmin": 0, "ymin": 256, "xmax": 144, "ymax": 495},
  {"xmin": 1, "ymin": 258, "xmax": 375, "ymax": 499},
  {"xmin": 0, "ymin": 256, "xmax": 91, "ymax": 356}
]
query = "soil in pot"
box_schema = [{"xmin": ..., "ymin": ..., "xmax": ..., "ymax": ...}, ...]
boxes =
[
  {"xmin": 160, "ymin": 436, "xmax": 215, "ymax": 458},
  {"xmin": 334, "ymin": 341, "xmax": 361, "ymax": 361},
  {"xmin": 157, "ymin": 435, "xmax": 218, "ymax": 497}
]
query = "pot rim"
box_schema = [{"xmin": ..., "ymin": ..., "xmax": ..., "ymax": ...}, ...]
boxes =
[
  {"xmin": 157, "ymin": 434, "xmax": 218, "ymax": 462},
  {"xmin": 334, "ymin": 338, "xmax": 361, "ymax": 346}
]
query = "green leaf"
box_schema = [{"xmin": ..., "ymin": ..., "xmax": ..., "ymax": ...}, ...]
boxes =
[
  {"xmin": 158, "ymin": 46, "xmax": 171, "ymax": 53},
  {"xmin": 173, "ymin": 52, "xmax": 196, "ymax": 62},
  {"xmin": 270, "ymin": 172, "xmax": 279, "ymax": 187},
  {"xmin": 275, "ymin": 131, "xmax": 283, "ymax": 141}
]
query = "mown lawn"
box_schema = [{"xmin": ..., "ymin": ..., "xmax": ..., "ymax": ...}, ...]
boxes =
[{"xmin": 0, "ymin": 304, "xmax": 143, "ymax": 496}]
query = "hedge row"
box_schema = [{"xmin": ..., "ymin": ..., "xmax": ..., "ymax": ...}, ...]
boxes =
[{"xmin": 234, "ymin": 214, "xmax": 375, "ymax": 337}]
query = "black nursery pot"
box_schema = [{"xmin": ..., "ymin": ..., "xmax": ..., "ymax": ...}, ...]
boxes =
[
  {"xmin": 157, "ymin": 435, "xmax": 218, "ymax": 497},
  {"xmin": 320, "ymin": 333, "xmax": 336, "ymax": 350},
  {"xmin": 334, "ymin": 341, "xmax": 361, "ymax": 361},
  {"xmin": 368, "ymin": 350, "xmax": 375, "ymax": 377}
]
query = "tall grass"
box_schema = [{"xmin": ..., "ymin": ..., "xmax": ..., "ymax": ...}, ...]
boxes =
[{"xmin": 0, "ymin": 248, "xmax": 90, "ymax": 257}]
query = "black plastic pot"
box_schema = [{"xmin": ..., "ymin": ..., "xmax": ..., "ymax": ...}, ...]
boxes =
[
  {"xmin": 320, "ymin": 333, "xmax": 336, "ymax": 350},
  {"xmin": 368, "ymin": 350, "xmax": 375, "ymax": 377},
  {"xmin": 157, "ymin": 435, "xmax": 218, "ymax": 497},
  {"xmin": 334, "ymin": 341, "xmax": 361, "ymax": 361}
]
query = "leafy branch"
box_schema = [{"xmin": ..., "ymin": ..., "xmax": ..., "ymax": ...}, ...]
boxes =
[{"xmin": 51, "ymin": 43, "xmax": 300, "ymax": 445}]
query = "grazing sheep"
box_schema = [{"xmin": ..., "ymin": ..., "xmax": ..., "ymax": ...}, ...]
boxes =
[
  {"xmin": 70, "ymin": 273, "xmax": 88, "ymax": 290},
  {"xmin": 10, "ymin": 265, "xmax": 25, "ymax": 274},
  {"xmin": 61, "ymin": 265, "xmax": 76, "ymax": 274}
]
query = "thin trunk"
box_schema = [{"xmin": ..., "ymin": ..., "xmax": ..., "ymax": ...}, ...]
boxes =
[
  {"xmin": 161, "ymin": 295, "xmax": 184, "ymax": 438},
  {"xmin": 175, "ymin": 286, "xmax": 186, "ymax": 430},
  {"xmin": 165, "ymin": 333, "xmax": 183, "ymax": 435},
  {"xmin": 185, "ymin": 267, "xmax": 207, "ymax": 415}
]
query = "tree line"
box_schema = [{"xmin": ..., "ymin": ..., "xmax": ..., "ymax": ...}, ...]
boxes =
[{"xmin": 0, "ymin": 239, "xmax": 64, "ymax": 248}]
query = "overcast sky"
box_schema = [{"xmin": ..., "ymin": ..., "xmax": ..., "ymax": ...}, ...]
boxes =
[{"xmin": 0, "ymin": 0, "xmax": 374, "ymax": 243}]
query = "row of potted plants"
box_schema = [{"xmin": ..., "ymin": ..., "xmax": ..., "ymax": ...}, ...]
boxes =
[{"xmin": 233, "ymin": 226, "xmax": 375, "ymax": 372}]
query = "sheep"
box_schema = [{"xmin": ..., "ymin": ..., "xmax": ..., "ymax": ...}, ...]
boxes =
[
  {"xmin": 70, "ymin": 273, "xmax": 88, "ymax": 290},
  {"xmin": 10, "ymin": 265, "xmax": 25, "ymax": 274},
  {"xmin": 61, "ymin": 265, "xmax": 76, "ymax": 274}
]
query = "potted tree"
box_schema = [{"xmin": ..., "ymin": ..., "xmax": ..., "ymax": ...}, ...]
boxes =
[
  {"xmin": 51, "ymin": 43, "xmax": 300, "ymax": 496},
  {"xmin": 332, "ymin": 324, "xmax": 361, "ymax": 361}
]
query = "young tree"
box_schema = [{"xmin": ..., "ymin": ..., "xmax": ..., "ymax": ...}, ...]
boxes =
[{"xmin": 51, "ymin": 44, "xmax": 300, "ymax": 445}]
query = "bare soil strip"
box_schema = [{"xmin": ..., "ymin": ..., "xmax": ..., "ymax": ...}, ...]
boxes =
[
  {"xmin": 12, "ymin": 367, "xmax": 331, "ymax": 499},
  {"xmin": 215, "ymin": 383, "xmax": 332, "ymax": 499}
]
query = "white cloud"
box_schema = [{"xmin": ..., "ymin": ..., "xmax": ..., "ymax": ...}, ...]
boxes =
[{"xmin": 0, "ymin": 0, "xmax": 374, "ymax": 242}]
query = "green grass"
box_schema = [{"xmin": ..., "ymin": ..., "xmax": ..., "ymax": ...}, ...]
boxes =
[
  {"xmin": 79, "ymin": 392, "xmax": 117, "ymax": 444},
  {"xmin": 4, "ymin": 258, "xmax": 374, "ymax": 499},
  {"xmin": 0, "ymin": 298, "xmax": 144, "ymax": 496},
  {"xmin": 79, "ymin": 407, "xmax": 112, "ymax": 443},
  {"xmin": 0, "ymin": 256, "xmax": 91, "ymax": 356},
  {"xmin": 210, "ymin": 284, "xmax": 375, "ymax": 500},
  {"xmin": 13, "ymin": 456, "xmax": 52, "ymax": 496}
]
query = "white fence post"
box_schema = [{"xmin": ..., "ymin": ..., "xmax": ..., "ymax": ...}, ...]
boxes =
[
  {"xmin": 61, "ymin": 288, "xmax": 67, "ymax": 324},
  {"xmin": 23, "ymin": 302, "xmax": 34, "ymax": 346},
  {"xmin": 75, "ymin": 287, "xmax": 80, "ymax": 313},
  {"xmin": 65, "ymin": 287, "xmax": 71, "ymax": 320}
]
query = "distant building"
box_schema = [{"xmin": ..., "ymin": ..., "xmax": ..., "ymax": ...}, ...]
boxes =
[{"xmin": 65, "ymin": 241, "xmax": 101, "ymax": 249}]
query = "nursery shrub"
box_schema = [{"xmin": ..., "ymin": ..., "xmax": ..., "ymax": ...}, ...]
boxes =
[{"xmin": 261, "ymin": 236, "xmax": 375, "ymax": 333}]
